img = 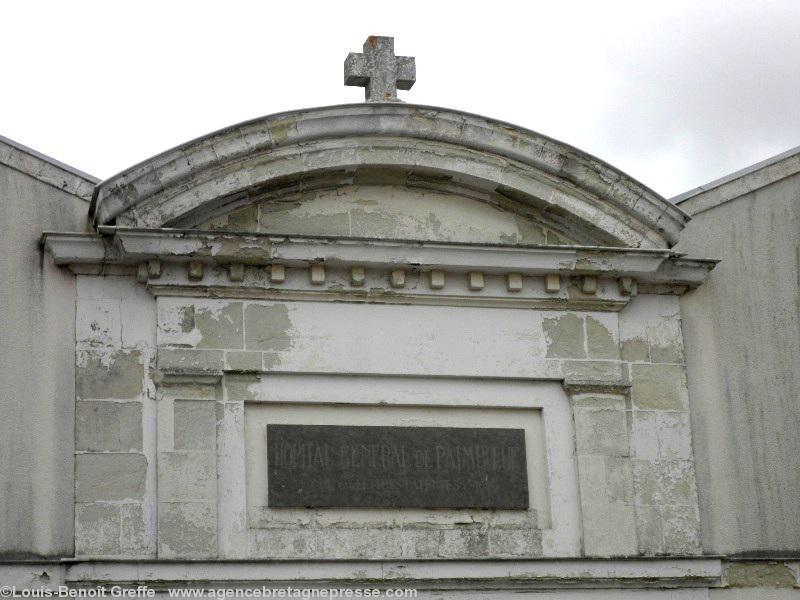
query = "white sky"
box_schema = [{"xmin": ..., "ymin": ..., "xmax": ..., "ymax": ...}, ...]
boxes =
[{"xmin": 2, "ymin": 0, "xmax": 799, "ymax": 198}]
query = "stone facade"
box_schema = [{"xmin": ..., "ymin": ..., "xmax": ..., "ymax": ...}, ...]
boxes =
[
  {"xmin": 1, "ymin": 86, "xmax": 798, "ymax": 597},
  {"xmin": 48, "ymin": 103, "xmax": 713, "ymax": 573}
]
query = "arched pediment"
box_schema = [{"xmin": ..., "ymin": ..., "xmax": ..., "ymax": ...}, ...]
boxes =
[{"xmin": 91, "ymin": 104, "xmax": 688, "ymax": 249}]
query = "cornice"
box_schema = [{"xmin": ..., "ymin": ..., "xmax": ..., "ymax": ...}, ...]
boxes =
[{"xmin": 42, "ymin": 229, "xmax": 716, "ymax": 309}]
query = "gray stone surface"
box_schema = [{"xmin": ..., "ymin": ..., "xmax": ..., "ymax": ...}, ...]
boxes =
[
  {"xmin": 76, "ymin": 350, "xmax": 144, "ymax": 399},
  {"xmin": 76, "ymin": 401, "xmax": 143, "ymax": 452},
  {"xmin": 344, "ymin": 36, "xmax": 415, "ymax": 102},
  {"xmin": 677, "ymin": 163, "xmax": 800, "ymax": 555},
  {"xmin": 173, "ymin": 400, "xmax": 216, "ymax": 450},
  {"xmin": 0, "ymin": 140, "xmax": 93, "ymax": 558},
  {"xmin": 91, "ymin": 104, "xmax": 688, "ymax": 249},
  {"xmin": 158, "ymin": 502, "xmax": 217, "ymax": 559},
  {"xmin": 75, "ymin": 453, "xmax": 147, "ymax": 502}
]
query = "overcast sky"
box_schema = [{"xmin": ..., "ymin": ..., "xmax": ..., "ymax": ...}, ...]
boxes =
[{"xmin": 2, "ymin": 0, "xmax": 799, "ymax": 198}]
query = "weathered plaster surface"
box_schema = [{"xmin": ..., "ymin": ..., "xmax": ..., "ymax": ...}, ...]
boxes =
[
  {"xmin": 677, "ymin": 170, "xmax": 800, "ymax": 555},
  {"xmin": 0, "ymin": 149, "xmax": 92, "ymax": 558},
  {"xmin": 199, "ymin": 180, "xmax": 575, "ymax": 245}
]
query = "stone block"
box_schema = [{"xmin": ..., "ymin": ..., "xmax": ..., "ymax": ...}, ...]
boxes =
[
  {"xmin": 581, "ymin": 503, "xmax": 637, "ymax": 556},
  {"xmin": 269, "ymin": 264, "xmax": 286, "ymax": 283},
  {"xmin": 250, "ymin": 528, "xmax": 323, "ymax": 559},
  {"xmin": 76, "ymin": 401, "xmax": 142, "ymax": 452},
  {"xmin": 725, "ymin": 562, "xmax": 798, "ymax": 588},
  {"xmin": 244, "ymin": 304, "xmax": 292, "ymax": 351},
  {"xmin": 488, "ymin": 527, "xmax": 542, "ymax": 557},
  {"xmin": 174, "ymin": 400, "xmax": 217, "ymax": 450},
  {"xmin": 586, "ymin": 315, "xmax": 619, "ymax": 359},
  {"xmin": 635, "ymin": 503, "xmax": 664, "ymax": 555},
  {"xmin": 605, "ymin": 457, "xmax": 634, "ymax": 504},
  {"xmin": 322, "ymin": 528, "xmax": 402, "ymax": 560},
  {"xmin": 157, "ymin": 302, "xmax": 201, "ymax": 347},
  {"xmin": 570, "ymin": 393, "xmax": 626, "ymax": 409},
  {"xmin": 224, "ymin": 374, "xmax": 260, "ymax": 401},
  {"xmin": 631, "ymin": 363, "xmax": 689, "ymax": 410},
  {"xmin": 76, "ymin": 350, "xmax": 144, "ymax": 399},
  {"xmin": 618, "ymin": 276, "xmax": 635, "ymax": 296},
  {"xmin": 467, "ymin": 271, "xmax": 485, "ymax": 291},
  {"xmin": 227, "ymin": 263, "xmax": 245, "ymax": 282},
  {"xmin": 158, "ymin": 502, "xmax": 217, "ymax": 559},
  {"xmin": 76, "ymin": 300, "xmax": 121, "ymax": 348},
  {"xmin": 157, "ymin": 348, "xmax": 224, "ymax": 374},
  {"xmin": 187, "ymin": 261, "xmax": 204, "ymax": 281},
  {"xmin": 159, "ymin": 451, "xmax": 216, "ymax": 501},
  {"xmin": 544, "ymin": 273, "xmax": 560, "ymax": 293},
  {"xmin": 191, "ymin": 302, "xmax": 243, "ymax": 349},
  {"xmin": 404, "ymin": 529, "xmax": 440, "ymax": 559},
  {"xmin": 76, "ymin": 453, "xmax": 147, "ymax": 502},
  {"xmin": 577, "ymin": 454, "xmax": 609, "ymax": 503},
  {"xmin": 544, "ymin": 314, "xmax": 586, "ymax": 358},
  {"xmin": 389, "ymin": 269, "xmax": 406, "ymax": 288},
  {"xmin": 310, "ymin": 264, "xmax": 326, "ymax": 285},
  {"xmin": 429, "ymin": 269, "xmax": 445, "ymax": 290},
  {"xmin": 633, "ymin": 459, "xmax": 698, "ymax": 506},
  {"xmin": 120, "ymin": 503, "xmax": 149, "ymax": 555},
  {"xmin": 621, "ymin": 336, "xmax": 650, "ymax": 362},
  {"xmin": 662, "ymin": 505, "xmax": 702, "ymax": 555},
  {"xmin": 657, "ymin": 411, "xmax": 693, "ymax": 459},
  {"xmin": 147, "ymin": 260, "xmax": 162, "ymax": 279},
  {"xmin": 574, "ymin": 408, "xmax": 629, "ymax": 456},
  {"xmin": 631, "ymin": 410, "xmax": 660, "ymax": 460},
  {"xmin": 350, "ymin": 266, "xmax": 366, "ymax": 286},
  {"xmin": 581, "ymin": 276, "xmax": 598, "ymax": 295},
  {"xmin": 75, "ymin": 503, "xmax": 120, "ymax": 556},
  {"xmin": 225, "ymin": 350, "xmax": 263, "ymax": 372},
  {"xmin": 438, "ymin": 528, "xmax": 489, "ymax": 558},
  {"xmin": 648, "ymin": 318, "xmax": 685, "ymax": 364},
  {"xmin": 564, "ymin": 360, "xmax": 626, "ymax": 386},
  {"xmin": 506, "ymin": 272, "xmax": 523, "ymax": 292}
]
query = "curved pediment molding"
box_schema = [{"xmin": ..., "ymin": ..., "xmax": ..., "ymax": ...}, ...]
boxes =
[{"xmin": 91, "ymin": 104, "xmax": 688, "ymax": 249}]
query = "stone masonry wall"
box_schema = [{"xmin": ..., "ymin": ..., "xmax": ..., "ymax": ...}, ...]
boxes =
[
  {"xmin": 620, "ymin": 294, "xmax": 702, "ymax": 555},
  {"xmin": 74, "ymin": 276, "xmax": 157, "ymax": 557},
  {"xmin": 73, "ymin": 274, "xmax": 701, "ymax": 559}
]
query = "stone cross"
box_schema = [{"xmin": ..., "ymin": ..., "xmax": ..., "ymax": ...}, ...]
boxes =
[{"xmin": 344, "ymin": 36, "xmax": 416, "ymax": 102}]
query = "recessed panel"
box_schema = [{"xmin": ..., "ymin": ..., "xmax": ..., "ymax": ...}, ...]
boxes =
[{"xmin": 267, "ymin": 424, "xmax": 529, "ymax": 509}]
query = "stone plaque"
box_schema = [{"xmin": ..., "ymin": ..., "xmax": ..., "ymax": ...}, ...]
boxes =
[{"xmin": 267, "ymin": 424, "xmax": 529, "ymax": 509}]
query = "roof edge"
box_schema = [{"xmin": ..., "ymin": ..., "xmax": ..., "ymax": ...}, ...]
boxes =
[
  {"xmin": 0, "ymin": 134, "xmax": 99, "ymax": 202},
  {"xmin": 672, "ymin": 144, "xmax": 800, "ymax": 215}
]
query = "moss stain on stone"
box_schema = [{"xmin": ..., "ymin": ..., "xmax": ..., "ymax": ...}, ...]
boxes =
[
  {"xmin": 543, "ymin": 314, "xmax": 586, "ymax": 358},
  {"xmin": 725, "ymin": 562, "xmax": 797, "ymax": 588},
  {"xmin": 195, "ymin": 303, "xmax": 243, "ymax": 349},
  {"xmin": 586, "ymin": 316, "xmax": 619, "ymax": 359},
  {"xmin": 179, "ymin": 306, "xmax": 195, "ymax": 333},
  {"xmin": 244, "ymin": 304, "xmax": 292, "ymax": 352},
  {"xmin": 621, "ymin": 337, "xmax": 650, "ymax": 362}
]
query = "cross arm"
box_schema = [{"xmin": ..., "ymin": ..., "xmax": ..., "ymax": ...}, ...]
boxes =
[
  {"xmin": 396, "ymin": 56, "xmax": 416, "ymax": 90},
  {"xmin": 344, "ymin": 52, "xmax": 369, "ymax": 86}
]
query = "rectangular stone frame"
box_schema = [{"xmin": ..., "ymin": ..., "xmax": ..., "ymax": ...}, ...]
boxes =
[
  {"xmin": 156, "ymin": 376, "xmax": 222, "ymax": 558},
  {"xmin": 233, "ymin": 374, "xmax": 580, "ymax": 559}
]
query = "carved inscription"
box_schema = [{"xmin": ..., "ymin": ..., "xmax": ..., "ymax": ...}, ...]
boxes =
[{"xmin": 267, "ymin": 424, "xmax": 529, "ymax": 509}]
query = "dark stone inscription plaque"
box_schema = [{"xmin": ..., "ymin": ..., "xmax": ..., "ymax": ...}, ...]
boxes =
[{"xmin": 267, "ymin": 424, "xmax": 528, "ymax": 509}]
